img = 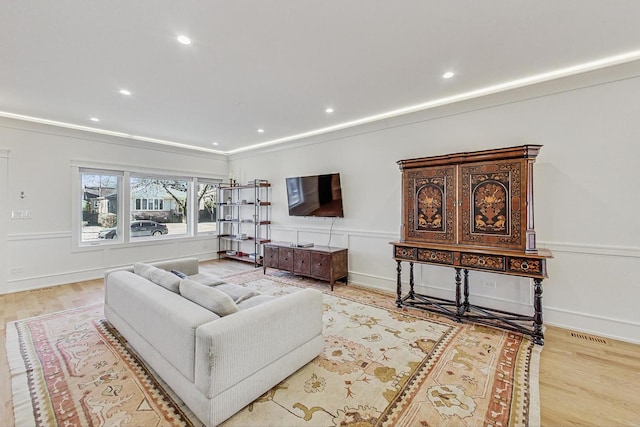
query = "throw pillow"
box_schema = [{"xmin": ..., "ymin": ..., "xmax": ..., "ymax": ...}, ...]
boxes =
[
  {"xmin": 179, "ymin": 278, "xmax": 239, "ymax": 317},
  {"xmin": 133, "ymin": 262, "xmax": 156, "ymax": 280},
  {"xmin": 171, "ymin": 270, "xmax": 188, "ymax": 279},
  {"xmin": 134, "ymin": 262, "xmax": 181, "ymax": 293}
]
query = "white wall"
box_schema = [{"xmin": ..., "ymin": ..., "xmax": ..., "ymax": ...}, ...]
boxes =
[
  {"xmin": 0, "ymin": 119, "xmax": 228, "ymax": 293},
  {"xmin": 229, "ymin": 62, "xmax": 640, "ymax": 344}
]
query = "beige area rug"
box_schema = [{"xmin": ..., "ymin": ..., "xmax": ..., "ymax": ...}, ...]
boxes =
[{"xmin": 7, "ymin": 269, "xmax": 541, "ymax": 427}]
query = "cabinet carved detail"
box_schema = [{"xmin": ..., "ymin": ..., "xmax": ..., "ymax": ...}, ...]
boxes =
[
  {"xmin": 461, "ymin": 161, "xmax": 523, "ymax": 249},
  {"xmin": 460, "ymin": 253, "xmax": 505, "ymax": 271},
  {"xmin": 417, "ymin": 249, "xmax": 453, "ymax": 265},
  {"xmin": 509, "ymin": 258, "xmax": 542, "ymax": 274},
  {"xmin": 406, "ymin": 166, "xmax": 456, "ymax": 244},
  {"xmin": 395, "ymin": 246, "xmax": 417, "ymax": 260}
]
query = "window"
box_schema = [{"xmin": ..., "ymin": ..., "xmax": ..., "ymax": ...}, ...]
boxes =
[
  {"xmin": 197, "ymin": 180, "xmax": 218, "ymax": 234},
  {"xmin": 130, "ymin": 176, "xmax": 188, "ymax": 238},
  {"xmin": 75, "ymin": 165, "xmax": 221, "ymax": 248},
  {"xmin": 134, "ymin": 198, "xmax": 164, "ymax": 211},
  {"xmin": 80, "ymin": 170, "xmax": 121, "ymax": 243}
]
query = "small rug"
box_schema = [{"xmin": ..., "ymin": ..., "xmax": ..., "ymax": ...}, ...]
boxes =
[{"xmin": 7, "ymin": 269, "xmax": 541, "ymax": 427}]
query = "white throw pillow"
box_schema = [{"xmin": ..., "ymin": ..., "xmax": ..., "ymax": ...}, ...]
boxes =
[
  {"xmin": 134, "ymin": 262, "xmax": 181, "ymax": 293},
  {"xmin": 180, "ymin": 278, "xmax": 239, "ymax": 317}
]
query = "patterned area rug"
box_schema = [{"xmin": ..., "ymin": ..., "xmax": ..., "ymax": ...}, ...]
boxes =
[{"xmin": 6, "ymin": 269, "xmax": 540, "ymax": 427}]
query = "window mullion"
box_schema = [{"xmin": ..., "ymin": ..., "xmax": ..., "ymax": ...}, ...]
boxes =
[{"xmin": 122, "ymin": 171, "xmax": 131, "ymax": 241}]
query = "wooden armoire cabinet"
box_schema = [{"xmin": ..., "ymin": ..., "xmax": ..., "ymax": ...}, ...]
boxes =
[{"xmin": 392, "ymin": 145, "xmax": 552, "ymax": 344}]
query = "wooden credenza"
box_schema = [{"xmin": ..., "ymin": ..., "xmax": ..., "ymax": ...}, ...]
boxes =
[
  {"xmin": 392, "ymin": 145, "xmax": 553, "ymax": 345},
  {"xmin": 263, "ymin": 242, "xmax": 348, "ymax": 290}
]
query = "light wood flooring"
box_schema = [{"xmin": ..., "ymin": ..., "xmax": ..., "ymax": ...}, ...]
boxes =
[{"xmin": 1, "ymin": 259, "xmax": 638, "ymax": 426}]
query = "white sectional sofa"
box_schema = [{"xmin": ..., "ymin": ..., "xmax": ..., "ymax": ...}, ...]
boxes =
[{"xmin": 104, "ymin": 258, "xmax": 324, "ymax": 426}]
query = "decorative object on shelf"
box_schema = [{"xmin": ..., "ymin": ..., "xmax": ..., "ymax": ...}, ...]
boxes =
[
  {"xmin": 216, "ymin": 180, "xmax": 271, "ymax": 267},
  {"xmin": 263, "ymin": 241, "xmax": 348, "ymax": 291},
  {"xmin": 391, "ymin": 145, "xmax": 552, "ymax": 345}
]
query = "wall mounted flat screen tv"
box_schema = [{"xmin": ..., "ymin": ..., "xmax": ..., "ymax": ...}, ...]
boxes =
[{"xmin": 286, "ymin": 173, "xmax": 344, "ymax": 217}]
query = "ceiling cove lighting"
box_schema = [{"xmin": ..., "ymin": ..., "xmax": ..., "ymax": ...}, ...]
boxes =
[
  {"xmin": 119, "ymin": 89, "xmax": 132, "ymax": 96},
  {"xmin": 442, "ymin": 71, "xmax": 455, "ymax": 79},
  {"xmin": 228, "ymin": 49, "xmax": 640, "ymax": 154},
  {"xmin": 177, "ymin": 35, "xmax": 192, "ymax": 45}
]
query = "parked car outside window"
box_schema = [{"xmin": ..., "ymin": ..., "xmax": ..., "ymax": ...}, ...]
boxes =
[{"xmin": 98, "ymin": 220, "xmax": 168, "ymax": 239}]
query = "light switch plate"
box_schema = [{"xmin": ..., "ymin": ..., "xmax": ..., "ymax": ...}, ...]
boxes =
[{"xmin": 11, "ymin": 209, "xmax": 32, "ymax": 219}]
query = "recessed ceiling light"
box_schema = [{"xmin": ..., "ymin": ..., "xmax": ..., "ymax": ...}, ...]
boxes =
[
  {"xmin": 325, "ymin": 107, "xmax": 334, "ymax": 113},
  {"xmin": 177, "ymin": 35, "xmax": 192, "ymax": 45},
  {"xmin": 119, "ymin": 89, "xmax": 132, "ymax": 96},
  {"xmin": 90, "ymin": 117, "xmax": 100, "ymax": 122},
  {"xmin": 212, "ymin": 142, "xmax": 219, "ymax": 146},
  {"xmin": 443, "ymin": 71, "xmax": 455, "ymax": 79},
  {"xmin": 257, "ymin": 128, "xmax": 265, "ymax": 133}
]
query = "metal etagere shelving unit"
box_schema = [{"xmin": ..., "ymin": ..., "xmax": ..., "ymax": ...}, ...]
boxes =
[{"xmin": 216, "ymin": 180, "xmax": 271, "ymax": 267}]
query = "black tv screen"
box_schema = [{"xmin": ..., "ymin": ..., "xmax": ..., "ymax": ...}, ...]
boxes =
[{"xmin": 286, "ymin": 173, "xmax": 344, "ymax": 217}]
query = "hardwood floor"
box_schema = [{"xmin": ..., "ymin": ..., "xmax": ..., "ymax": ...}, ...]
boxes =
[{"xmin": 1, "ymin": 259, "xmax": 638, "ymax": 426}]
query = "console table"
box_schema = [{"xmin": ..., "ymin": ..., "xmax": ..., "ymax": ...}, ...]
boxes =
[
  {"xmin": 263, "ymin": 242, "xmax": 348, "ymax": 290},
  {"xmin": 393, "ymin": 145, "xmax": 552, "ymax": 345},
  {"xmin": 392, "ymin": 242, "xmax": 551, "ymax": 344}
]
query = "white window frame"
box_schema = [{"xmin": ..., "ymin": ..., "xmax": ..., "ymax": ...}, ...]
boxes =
[
  {"xmin": 74, "ymin": 167, "xmax": 124, "ymax": 247},
  {"xmin": 130, "ymin": 173, "xmax": 190, "ymax": 239},
  {"xmin": 72, "ymin": 161, "xmax": 224, "ymax": 252}
]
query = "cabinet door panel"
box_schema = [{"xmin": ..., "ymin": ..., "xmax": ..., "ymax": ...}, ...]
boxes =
[
  {"xmin": 293, "ymin": 249, "xmax": 311, "ymax": 275},
  {"xmin": 264, "ymin": 246, "xmax": 278, "ymax": 268},
  {"xmin": 310, "ymin": 252, "xmax": 331, "ymax": 280},
  {"xmin": 459, "ymin": 159, "xmax": 526, "ymax": 250},
  {"xmin": 278, "ymin": 247, "xmax": 294, "ymax": 271},
  {"xmin": 403, "ymin": 165, "xmax": 456, "ymax": 244}
]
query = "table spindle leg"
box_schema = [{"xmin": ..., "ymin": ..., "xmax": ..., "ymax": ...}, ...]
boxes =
[
  {"xmin": 533, "ymin": 278, "xmax": 544, "ymax": 345},
  {"xmin": 409, "ymin": 262, "xmax": 415, "ymax": 299},
  {"xmin": 396, "ymin": 260, "xmax": 403, "ymax": 307},
  {"xmin": 455, "ymin": 268, "xmax": 463, "ymax": 317},
  {"xmin": 463, "ymin": 269, "xmax": 470, "ymax": 313}
]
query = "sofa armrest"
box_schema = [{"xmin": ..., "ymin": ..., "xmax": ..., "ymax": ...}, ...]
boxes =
[{"xmin": 194, "ymin": 288, "xmax": 323, "ymax": 398}]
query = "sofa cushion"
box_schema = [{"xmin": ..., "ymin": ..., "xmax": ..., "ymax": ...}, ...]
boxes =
[
  {"xmin": 134, "ymin": 262, "xmax": 181, "ymax": 293},
  {"xmin": 214, "ymin": 284, "xmax": 260, "ymax": 303},
  {"xmin": 189, "ymin": 273, "xmax": 225, "ymax": 286},
  {"xmin": 180, "ymin": 279, "xmax": 239, "ymax": 316},
  {"xmin": 237, "ymin": 294, "xmax": 277, "ymax": 310}
]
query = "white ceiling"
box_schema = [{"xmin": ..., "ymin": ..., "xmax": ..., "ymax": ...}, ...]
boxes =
[{"xmin": 2, "ymin": 1, "xmax": 640, "ymax": 154}]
